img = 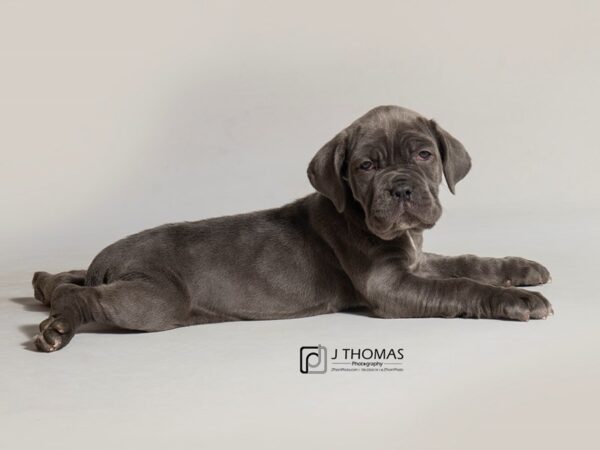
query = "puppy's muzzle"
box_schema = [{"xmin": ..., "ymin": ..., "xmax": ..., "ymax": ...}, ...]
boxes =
[
  {"xmin": 388, "ymin": 180, "xmax": 415, "ymax": 202},
  {"xmin": 384, "ymin": 172, "xmax": 427, "ymax": 205}
]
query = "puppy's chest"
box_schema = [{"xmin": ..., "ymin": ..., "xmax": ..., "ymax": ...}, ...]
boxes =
[
  {"xmin": 368, "ymin": 231, "xmax": 423, "ymax": 271},
  {"xmin": 402, "ymin": 231, "xmax": 423, "ymax": 270}
]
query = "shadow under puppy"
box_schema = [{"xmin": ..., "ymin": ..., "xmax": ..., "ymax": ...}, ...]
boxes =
[{"xmin": 31, "ymin": 105, "xmax": 552, "ymax": 352}]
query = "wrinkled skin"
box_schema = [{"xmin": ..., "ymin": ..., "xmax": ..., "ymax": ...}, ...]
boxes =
[
  {"xmin": 31, "ymin": 105, "xmax": 552, "ymax": 352},
  {"xmin": 345, "ymin": 111, "xmax": 444, "ymax": 238}
]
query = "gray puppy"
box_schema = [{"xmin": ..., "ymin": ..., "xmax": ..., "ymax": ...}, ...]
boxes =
[{"xmin": 31, "ymin": 105, "xmax": 552, "ymax": 352}]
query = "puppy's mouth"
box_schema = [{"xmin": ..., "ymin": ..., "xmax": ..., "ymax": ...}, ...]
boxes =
[{"xmin": 366, "ymin": 199, "xmax": 439, "ymax": 240}]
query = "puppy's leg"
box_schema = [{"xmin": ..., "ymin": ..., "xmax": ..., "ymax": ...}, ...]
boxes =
[
  {"xmin": 366, "ymin": 267, "xmax": 553, "ymax": 321},
  {"xmin": 34, "ymin": 278, "xmax": 191, "ymax": 352},
  {"xmin": 32, "ymin": 270, "xmax": 87, "ymax": 306},
  {"xmin": 419, "ymin": 253, "xmax": 551, "ymax": 287}
]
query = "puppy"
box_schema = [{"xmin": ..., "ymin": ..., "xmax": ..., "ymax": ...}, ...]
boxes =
[{"xmin": 32, "ymin": 105, "xmax": 552, "ymax": 352}]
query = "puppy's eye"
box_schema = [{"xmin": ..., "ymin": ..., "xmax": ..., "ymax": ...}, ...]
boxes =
[
  {"xmin": 417, "ymin": 150, "xmax": 432, "ymax": 161},
  {"xmin": 359, "ymin": 161, "xmax": 374, "ymax": 171}
]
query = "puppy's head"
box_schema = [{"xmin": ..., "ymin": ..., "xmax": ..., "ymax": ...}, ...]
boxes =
[{"xmin": 308, "ymin": 105, "xmax": 471, "ymax": 240}]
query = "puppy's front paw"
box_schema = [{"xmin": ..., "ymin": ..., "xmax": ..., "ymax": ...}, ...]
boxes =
[
  {"xmin": 34, "ymin": 315, "xmax": 74, "ymax": 352},
  {"xmin": 501, "ymin": 257, "xmax": 551, "ymax": 287},
  {"xmin": 488, "ymin": 287, "xmax": 553, "ymax": 321}
]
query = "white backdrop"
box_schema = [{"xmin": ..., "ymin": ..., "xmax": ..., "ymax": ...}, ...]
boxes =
[
  {"xmin": 1, "ymin": 2, "xmax": 599, "ymax": 449},
  {"xmin": 1, "ymin": 0, "xmax": 599, "ymax": 267}
]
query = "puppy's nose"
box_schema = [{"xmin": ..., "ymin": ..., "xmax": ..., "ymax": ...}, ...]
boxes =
[{"xmin": 391, "ymin": 185, "xmax": 413, "ymax": 201}]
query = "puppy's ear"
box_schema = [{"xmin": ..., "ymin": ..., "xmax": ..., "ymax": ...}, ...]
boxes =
[
  {"xmin": 307, "ymin": 131, "xmax": 348, "ymax": 212},
  {"xmin": 430, "ymin": 120, "xmax": 471, "ymax": 194}
]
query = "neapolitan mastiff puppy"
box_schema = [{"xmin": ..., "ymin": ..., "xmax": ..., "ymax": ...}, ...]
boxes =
[{"xmin": 31, "ymin": 105, "xmax": 553, "ymax": 352}]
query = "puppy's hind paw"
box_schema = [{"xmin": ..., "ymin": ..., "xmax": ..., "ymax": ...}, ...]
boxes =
[
  {"xmin": 34, "ymin": 316, "xmax": 74, "ymax": 352},
  {"xmin": 32, "ymin": 271, "xmax": 51, "ymax": 306}
]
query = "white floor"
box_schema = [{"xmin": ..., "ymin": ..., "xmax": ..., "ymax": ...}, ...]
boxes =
[{"xmin": 1, "ymin": 208, "xmax": 598, "ymax": 450}]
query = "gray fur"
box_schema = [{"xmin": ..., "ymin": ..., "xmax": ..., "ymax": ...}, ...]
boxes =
[{"xmin": 31, "ymin": 105, "xmax": 552, "ymax": 352}]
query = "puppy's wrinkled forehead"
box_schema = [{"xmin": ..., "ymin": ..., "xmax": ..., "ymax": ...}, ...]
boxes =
[{"xmin": 349, "ymin": 106, "xmax": 434, "ymax": 157}]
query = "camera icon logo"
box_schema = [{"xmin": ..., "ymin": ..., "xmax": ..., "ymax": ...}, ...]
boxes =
[{"xmin": 299, "ymin": 345, "xmax": 328, "ymax": 374}]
